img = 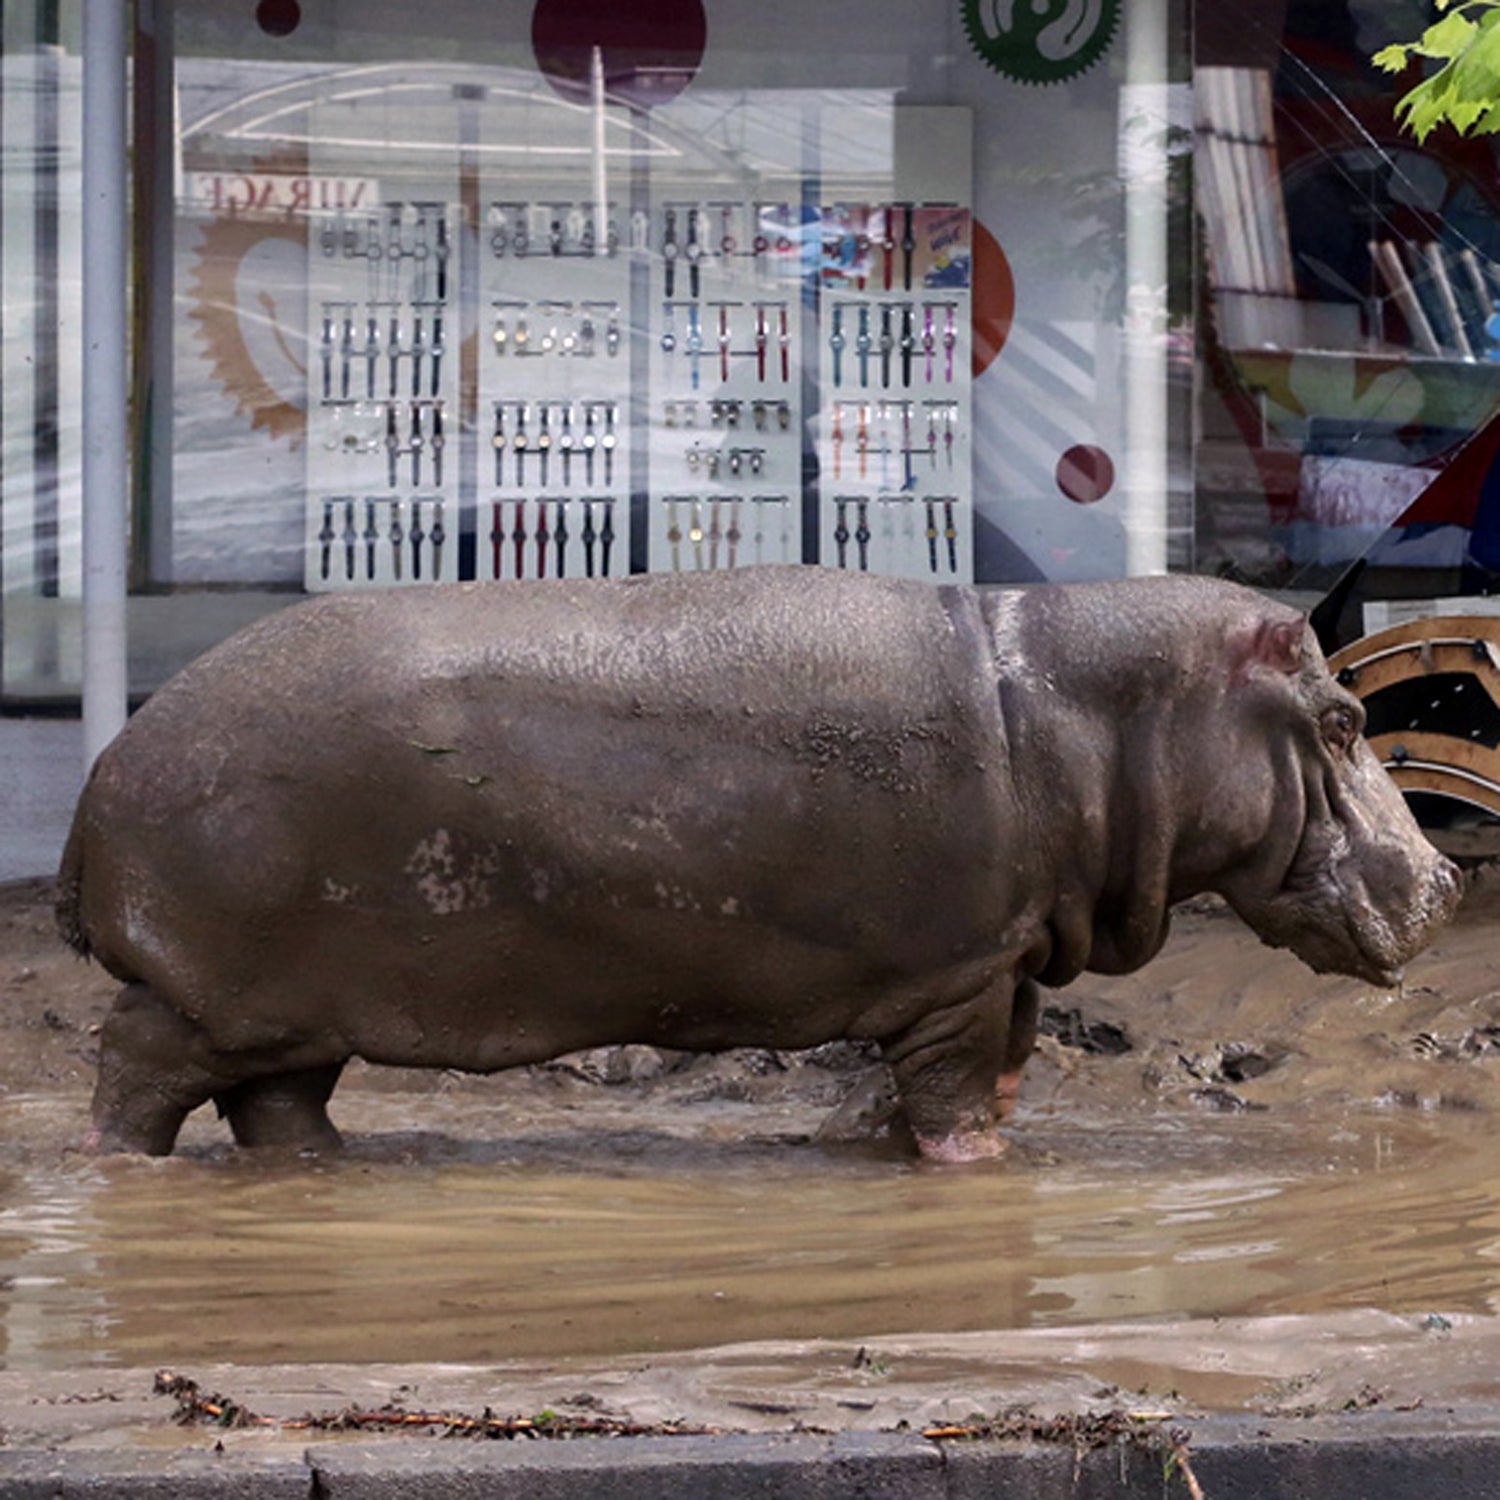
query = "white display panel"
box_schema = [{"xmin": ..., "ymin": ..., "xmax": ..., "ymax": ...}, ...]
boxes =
[
  {"xmin": 816, "ymin": 204, "xmax": 974, "ymax": 583},
  {"xmin": 645, "ymin": 198, "xmax": 805, "ymax": 572},
  {"xmin": 304, "ymin": 98, "xmax": 459, "ymax": 591},
  {"xmin": 477, "ymin": 199, "xmax": 632, "ymax": 581}
]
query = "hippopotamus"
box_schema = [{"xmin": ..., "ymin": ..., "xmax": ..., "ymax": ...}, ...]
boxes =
[{"xmin": 56, "ymin": 567, "xmax": 1461, "ymax": 1161}]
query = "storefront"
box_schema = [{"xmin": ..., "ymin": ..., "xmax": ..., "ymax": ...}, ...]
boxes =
[{"xmin": 2, "ymin": 0, "xmax": 1493, "ymax": 708}]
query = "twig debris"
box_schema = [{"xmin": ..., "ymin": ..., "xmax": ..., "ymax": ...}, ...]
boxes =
[{"xmin": 152, "ymin": 1370, "xmax": 716, "ymax": 1440}]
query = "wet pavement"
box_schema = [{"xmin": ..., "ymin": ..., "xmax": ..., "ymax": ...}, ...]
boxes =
[
  {"xmin": 0, "ymin": 1103, "xmax": 1496, "ymax": 1375},
  {"xmin": 5, "ymin": 869, "xmax": 1500, "ymax": 1488}
]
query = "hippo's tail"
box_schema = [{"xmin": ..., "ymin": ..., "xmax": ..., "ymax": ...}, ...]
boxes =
[{"xmin": 54, "ymin": 801, "xmax": 92, "ymax": 961}]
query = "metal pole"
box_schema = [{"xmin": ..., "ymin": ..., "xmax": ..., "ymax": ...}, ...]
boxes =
[{"xmin": 81, "ymin": 0, "xmax": 130, "ymax": 767}]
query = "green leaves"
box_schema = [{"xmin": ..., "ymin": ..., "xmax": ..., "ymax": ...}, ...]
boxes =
[{"xmin": 1374, "ymin": 1, "xmax": 1500, "ymax": 142}]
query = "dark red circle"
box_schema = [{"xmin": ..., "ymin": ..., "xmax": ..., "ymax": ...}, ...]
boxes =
[
  {"xmin": 1056, "ymin": 444, "xmax": 1115, "ymax": 504},
  {"xmin": 531, "ymin": 0, "xmax": 707, "ymax": 108},
  {"xmin": 255, "ymin": 0, "xmax": 301, "ymax": 37}
]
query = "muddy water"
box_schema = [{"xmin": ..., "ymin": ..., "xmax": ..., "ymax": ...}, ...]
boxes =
[{"xmin": 0, "ymin": 1093, "xmax": 1497, "ymax": 1372}]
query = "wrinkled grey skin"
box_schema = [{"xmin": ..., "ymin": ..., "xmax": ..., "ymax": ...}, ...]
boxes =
[{"xmin": 56, "ymin": 567, "xmax": 1461, "ymax": 1161}]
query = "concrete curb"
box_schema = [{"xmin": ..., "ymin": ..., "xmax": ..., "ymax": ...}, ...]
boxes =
[{"xmin": 4, "ymin": 1414, "xmax": 1500, "ymax": 1498}]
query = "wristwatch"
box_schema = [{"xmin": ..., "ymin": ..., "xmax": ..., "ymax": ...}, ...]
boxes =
[
  {"xmin": 601, "ymin": 405, "xmax": 618, "ymax": 487},
  {"xmin": 559, "ymin": 406, "xmax": 575, "ymax": 485},
  {"xmin": 685, "ymin": 207, "xmax": 703, "ymax": 298},
  {"xmin": 536, "ymin": 405, "xmax": 552, "ymax": 487},
  {"xmin": 582, "ymin": 406, "xmax": 598, "ymax": 484},
  {"xmin": 662, "ymin": 208, "xmax": 678, "ymax": 298},
  {"xmin": 492, "ymin": 404, "xmax": 506, "ymax": 487},
  {"xmin": 513, "ymin": 404, "xmax": 529, "ymax": 487}
]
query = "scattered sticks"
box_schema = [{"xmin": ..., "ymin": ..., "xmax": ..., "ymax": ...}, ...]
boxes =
[{"xmin": 152, "ymin": 1371, "xmax": 716, "ymax": 1441}]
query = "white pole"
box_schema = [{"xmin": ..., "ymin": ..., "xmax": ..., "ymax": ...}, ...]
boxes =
[
  {"xmin": 81, "ymin": 0, "xmax": 129, "ymax": 767},
  {"xmin": 591, "ymin": 45, "xmax": 608, "ymax": 257},
  {"xmin": 1121, "ymin": 0, "xmax": 1170, "ymax": 576}
]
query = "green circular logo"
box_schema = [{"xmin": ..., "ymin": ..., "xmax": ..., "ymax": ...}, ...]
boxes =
[{"xmin": 961, "ymin": 0, "xmax": 1121, "ymax": 85}]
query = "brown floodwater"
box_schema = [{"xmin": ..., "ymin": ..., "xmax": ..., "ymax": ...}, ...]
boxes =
[{"xmin": 0, "ymin": 1084, "xmax": 1497, "ymax": 1373}]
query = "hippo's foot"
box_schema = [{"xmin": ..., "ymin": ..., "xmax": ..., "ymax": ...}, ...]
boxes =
[
  {"xmin": 880, "ymin": 980, "xmax": 1012, "ymax": 1165},
  {"xmin": 90, "ymin": 983, "xmax": 226, "ymax": 1156},
  {"xmin": 216, "ymin": 1065, "xmax": 345, "ymax": 1152},
  {"xmin": 912, "ymin": 1126, "xmax": 1007, "ymax": 1164}
]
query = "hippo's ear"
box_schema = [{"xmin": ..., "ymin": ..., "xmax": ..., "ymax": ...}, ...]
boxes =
[{"xmin": 1229, "ymin": 616, "xmax": 1305, "ymax": 683}]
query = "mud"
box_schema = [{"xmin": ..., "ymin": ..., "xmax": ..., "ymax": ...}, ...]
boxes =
[{"xmin": 3, "ymin": 873, "xmax": 1500, "ymax": 1447}]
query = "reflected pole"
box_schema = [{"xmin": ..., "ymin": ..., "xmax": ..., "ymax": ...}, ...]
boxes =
[
  {"xmin": 81, "ymin": 0, "xmax": 130, "ymax": 767},
  {"xmin": 591, "ymin": 45, "xmax": 608, "ymax": 256}
]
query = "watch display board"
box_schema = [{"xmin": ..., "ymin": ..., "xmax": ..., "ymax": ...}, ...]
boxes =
[
  {"xmin": 646, "ymin": 198, "xmax": 806, "ymax": 573},
  {"xmin": 303, "ymin": 94, "xmax": 459, "ymax": 593},
  {"xmin": 817, "ymin": 203, "xmax": 973, "ymax": 583},
  {"xmin": 301, "ymin": 105, "xmax": 972, "ymax": 590},
  {"xmin": 304, "ymin": 157, "xmax": 459, "ymax": 590},
  {"xmin": 476, "ymin": 200, "xmax": 632, "ymax": 582}
]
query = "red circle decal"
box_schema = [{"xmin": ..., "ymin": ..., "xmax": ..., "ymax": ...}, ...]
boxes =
[{"xmin": 1056, "ymin": 444, "xmax": 1115, "ymax": 503}]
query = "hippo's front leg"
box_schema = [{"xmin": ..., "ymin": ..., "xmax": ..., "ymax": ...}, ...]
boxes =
[
  {"xmin": 995, "ymin": 976, "xmax": 1040, "ymax": 1123},
  {"xmin": 879, "ymin": 974, "xmax": 1016, "ymax": 1163}
]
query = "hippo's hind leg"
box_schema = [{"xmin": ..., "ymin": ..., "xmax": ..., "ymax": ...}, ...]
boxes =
[
  {"xmin": 89, "ymin": 983, "xmax": 226, "ymax": 1155},
  {"xmin": 880, "ymin": 978, "xmax": 1014, "ymax": 1164},
  {"xmin": 216, "ymin": 1064, "xmax": 345, "ymax": 1152}
]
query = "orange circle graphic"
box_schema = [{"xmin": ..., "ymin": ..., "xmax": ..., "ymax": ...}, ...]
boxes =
[{"xmin": 971, "ymin": 217, "xmax": 1015, "ymax": 379}]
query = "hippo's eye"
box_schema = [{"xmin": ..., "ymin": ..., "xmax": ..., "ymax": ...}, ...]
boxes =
[{"xmin": 1319, "ymin": 703, "xmax": 1362, "ymax": 754}]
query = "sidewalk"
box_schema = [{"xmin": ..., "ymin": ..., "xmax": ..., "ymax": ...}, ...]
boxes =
[
  {"xmin": 0, "ymin": 717, "xmax": 82, "ymax": 882},
  {"xmin": 4, "ymin": 1414, "xmax": 1500, "ymax": 1498}
]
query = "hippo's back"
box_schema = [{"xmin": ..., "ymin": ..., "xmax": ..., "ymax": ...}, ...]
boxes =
[{"xmin": 58, "ymin": 568, "xmax": 1013, "ymax": 1016}]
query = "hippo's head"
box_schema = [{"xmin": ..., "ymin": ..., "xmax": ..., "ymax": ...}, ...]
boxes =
[
  {"xmin": 1009, "ymin": 576, "xmax": 1462, "ymax": 988},
  {"xmin": 1203, "ymin": 610, "xmax": 1463, "ymax": 987}
]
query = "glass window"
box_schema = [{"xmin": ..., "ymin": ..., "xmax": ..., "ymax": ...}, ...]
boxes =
[
  {"xmin": 1194, "ymin": 0, "xmax": 1500, "ymax": 637},
  {"xmin": 3, "ymin": 0, "xmax": 1199, "ymax": 702}
]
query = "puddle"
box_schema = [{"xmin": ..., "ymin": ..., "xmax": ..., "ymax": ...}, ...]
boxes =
[{"xmin": 0, "ymin": 1100, "xmax": 1496, "ymax": 1372}]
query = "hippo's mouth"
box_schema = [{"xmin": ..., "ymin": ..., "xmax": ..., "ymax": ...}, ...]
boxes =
[
  {"xmin": 1239, "ymin": 820, "xmax": 1461, "ymax": 989},
  {"xmin": 1232, "ymin": 879, "xmax": 1403, "ymax": 988}
]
